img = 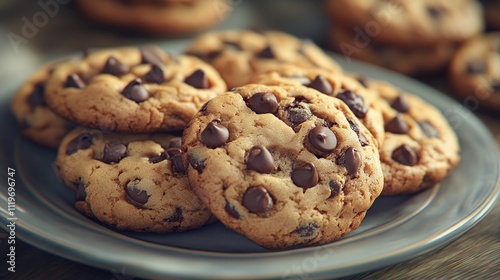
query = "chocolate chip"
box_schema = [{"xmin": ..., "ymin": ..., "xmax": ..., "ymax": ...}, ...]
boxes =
[
  {"xmin": 165, "ymin": 147, "xmax": 182, "ymax": 157},
  {"xmin": 102, "ymin": 56, "xmax": 129, "ymax": 76},
  {"xmin": 122, "ymin": 78, "xmax": 149, "ymax": 102},
  {"xmin": 168, "ymin": 137, "xmax": 182, "ymax": 148},
  {"xmin": 257, "ymin": 46, "xmax": 274, "ymax": 58},
  {"xmin": 337, "ymin": 90, "xmax": 367, "ymax": 118},
  {"xmin": 66, "ymin": 133, "xmax": 92, "ymax": 155},
  {"xmin": 307, "ymin": 75, "xmax": 332, "ymax": 94},
  {"xmin": 165, "ymin": 207, "xmax": 183, "ymax": 222},
  {"xmin": 144, "ymin": 65, "xmax": 164, "ymax": 84},
  {"xmin": 201, "ymin": 120, "xmax": 229, "ymax": 148},
  {"xmin": 338, "ymin": 148, "xmax": 361, "ymax": 176},
  {"xmin": 225, "ymin": 202, "xmax": 240, "ymax": 219},
  {"xmin": 286, "ymin": 103, "xmax": 312, "ymax": 125},
  {"xmin": 102, "ymin": 141, "xmax": 127, "ymax": 164},
  {"xmin": 308, "ymin": 126, "xmax": 337, "ymax": 154},
  {"xmin": 419, "ymin": 121, "xmax": 439, "ymax": 138},
  {"xmin": 149, "ymin": 152, "xmax": 167, "ymax": 163},
  {"xmin": 171, "ymin": 154, "xmax": 186, "ymax": 174},
  {"xmin": 248, "ymin": 92, "xmax": 279, "ymax": 114},
  {"xmin": 185, "ymin": 69, "xmax": 209, "ymax": 89},
  {"xmin": 428, "ymin": 6, "xmax": 446, "ymax": 19},
  {"xmin": 188, "ymin": 153, "xmax": 205, "ymax": 173},
  {"xmin": 348, "ymin": 119, "xmax": 368, "ymax": 146},
  {"xmin": 293, "ymin": 223, "xmax": 319, "ymax": 237},
  {"xmin": 247, "ymin": 146, "xmax": 274, "ymax": 174},
  {"xmin": 466, "ymin": 60, "xmax": 486, "ymax": 74},
  {"xmin": 125, "ymin": 180, "xmax": 149, "ymax": 207},
  {"xmin": 141, "ymin": 47, "xmax": 164, "ymax": 66},
  {"xmin": 291, "ymin": 163, "xmax": 319, "ymax": 189},
  {"xmin": 75, "ymin": 181, "xmax": 86, "ymax": 201},
  {"xmin": 390, "ymin": 95, "xmax": 410, "ymax": 113},
  {"xmin": 27, "ymin": 83, "xmax": 46, "ymax": 107},
  {"xmin": 242, "ymin": 186, "xmax": 273, "ymax": 215},
  {"xmin": 329, "ymin": 181, "xmax": 341, "ymax": 199},
  {"xmin": 385, "ymin": 114, "xmax": 409, "ymax": 134},
  {"xmin": 392, "ymin": 144, "xmax": 418, "ymax": 166},
  {"xmin": 65, "ymin": 74, "xmax": 85, "ymax": 89}
]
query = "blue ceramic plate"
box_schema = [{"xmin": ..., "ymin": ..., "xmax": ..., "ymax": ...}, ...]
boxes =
[{"xmin": 1, "ymin": 52, "xmax": 499, "ymax": 280}]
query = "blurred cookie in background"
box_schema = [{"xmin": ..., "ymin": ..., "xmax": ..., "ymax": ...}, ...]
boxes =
[
  {"xmin": 76, "ymin": 0, "xmax": 231, "ymax": 36},
  {"xmin": 449, "ymin": 32, "xmax": 500, "ymax": 113}
]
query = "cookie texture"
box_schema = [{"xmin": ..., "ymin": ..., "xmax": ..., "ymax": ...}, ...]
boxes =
[
  {"xmin": 11, "ymin": 64, "xmax": 73, "ymax": 149},
  {"xmin": 45, "ymin": 47, "xmax": 226, "ymax": 132},
  {"xmin": 250, "ymin": 65, "xmax": 384, "ymax": 146},
  {"xmin": 56, "ymin": 127, "xmax": 214, "ymax": 232},
  {"xmin": 329, "ymin": 27, "xmax": 456, "ymax": 75},
  {"xmin": 183, "ymin": 84, "xmax": 383, "ymax": 249},
  {"xmin": 356, "ymin": 76, "xmax": 460, "ymax": 195},
  {"xmin": 76, "ymin": 0, "xmax": 230, "ymax": 36},
  {"xmin": 186, "ymin": 29, "xmax": 342, "ymax": 88},
  {"xmin": 449, "ymin": 32, "xmax": 500, "ymax": 112},
  {"xmin": 325, "ymin": 0, "xmax": 484, "ymax": 47}
]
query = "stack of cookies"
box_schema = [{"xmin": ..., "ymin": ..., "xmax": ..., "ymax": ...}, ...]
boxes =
[
  {"xmin": 325, "ymin": 0, "xmax": 485, "ymax": 75},
  {"xmin": 11, "ymin": 29, "xmax": 460, "ymax": 249}
]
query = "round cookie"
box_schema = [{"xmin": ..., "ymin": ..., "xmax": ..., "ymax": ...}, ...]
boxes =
[
  {"xmin": 76, "ymin": 0, "xmax": 230, "ymax": 36},
  {"xmin": 354, "ymin": 75, "xmax": 460, "ymax": 195},
  {"xmin": 45, "ymin": 47, "xmax": 226, "ymax": 132},
  {"xmin": 55, "ymin": 127, "xmax": 214, "ymax": 232},
  {"xmin": 183, "ymin": 84, "xmax": 383, "ymax": 249},
  {"xmin": 329, "ymin": 27, "xmax": 457, "ymax": 76},
  {"xmin": 185, "ymin": 29, "xmax": 342, "ymax": 88},
  {"xmin": 449, "ymin": 33, "xmax": 500, "ymax": 112},
  {"xmin": 325, "ymin": 0, "xmax": 484, "ymax": 47},
  {"xmin": 11, "ymin": 64, "xmax": 73, "ymax": 149},
  {"xmin": 250, "ymin": 66, "xmax": 384, "ymax": 146}
]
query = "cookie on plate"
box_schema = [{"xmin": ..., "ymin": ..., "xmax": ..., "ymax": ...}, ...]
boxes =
[
  {"xmin": 11, "ymin": 64, "xmax": 73, "ymax": 149},
  {"xmin": 76, "ymin": 0, "xmax": 231, "ymax": 36},
  {"xmin": 185, "ymin": 29, "xmax": 342, "ymax": 88},
  {"xmin": 449, "ymin": 33, "xmax": 500, "ymax": 112},
  {"xmin": 354, "ymin": 76, "xmax": 460, "ymax": 195},
  {"xmin": 183, "ymin": 84, "xmax": 383, "ymax": 249},
  {"xmin": 56, "ymin": 127, "xmax": 214, "ymax": 232},
  {"xmin": 329, "ymin": 27, "xmax": 457, "ymax": 76},
  {"xmin": 45, "ymin": 47, "xmax": 226, "ymax": 132},
  {"xmin": 325, "ymin": 0, "xmax": 484, "ymax": 47},
  {"xmin": 250, "ymin": 65, "xmax": 384, "ymax": 146}
]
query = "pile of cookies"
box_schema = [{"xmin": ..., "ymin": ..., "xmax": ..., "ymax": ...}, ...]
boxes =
[
  {"xmin": 325, "ymin": 0, "xmax": 485, "ymax": 75},
  {"xmin": 11, "ymin": 30, "xmax": 460, "ymax": 249}
]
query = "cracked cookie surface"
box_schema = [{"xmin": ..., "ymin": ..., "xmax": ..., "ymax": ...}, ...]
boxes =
[
  {"xmin": 183, "ymin": 84, "xmax": 383, "ymax": 249},
  {"xmin": 186, "ymin": 29, "xmax": 342, "ymax": 88},
  {"xmin": 56, "ymin": 127, "xmax": 214, "ymax": 232},
  {"xmin": 45, "ymin": 47, "xmax": 226, "ymax": 133},
  {"xmin": 355, "ymin": 76, "xmax": 460, "ymax": 195},
  {"xmin": 11, "ymin": 63, "xmax": 73, "ymax": 149}
]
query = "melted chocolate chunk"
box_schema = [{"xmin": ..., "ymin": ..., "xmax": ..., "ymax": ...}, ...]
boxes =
[
  {"xmin": 293, "ymin": 223, "xmax": 319, "ymax": 237},
  {"xmin": 337, "ymin": 90, "xmax": 367, "ymax": 118},
  {"xmin": 242, "ymin": 186, "xmax": 273, "ymax": 214},
  {"xmin": 338, "ymin": 148, "xmax": 361, "ymax": 176},
  {"xmin": 307, "ymin": 75, "xmax": 333, "ymax": 94},
  {"xmin": 257, "ymin": 46, "xmax": 275, "ymax": 58},
  {"xmin": 188, "ymin": 153, "xmax": 205, "ymax": 173},
  {"xmin": 392, "ymin": 144, "xmax": 418, "ymax": 166},
  {"xmin": 66, "ymin": 133, "xmax": 92, "ymax": 155},
  {"xmin": 185, "ymin": 69, "xmax": 209, "ymax": 89},
  {"xmin": 201, "ymin": 120, "xmax": 229, "ymax": 148},
  {"xmin": 391, "ymin": 95, "xmax": 410, "ymax": 113},
  {"xmin": 165, "ymin": 207, "xmax": 183, "ymax": 222},
  {"xmin": 247, "ymin": 146, "xmax": 274, "ymax": 174},
  {"xmin": 149, "ymin": 152, "xmax": 167, "ymax": 163},
  {"xmin": 291, "ymin": 163, "xmax": 319, "ymax": 189},
  {"xmin": 248, "ymin": 92, "xmax": 279, "ymax": 114},
  {"xmin": 307, "ymin": 126, "xmax": 337, "ymax": 154},
  {"xmin": 125, "ymin": 180, "xmax": 149, "ymax": 207},
  {"xmin": 225, "ymin": 201, "xmax": 241, "ymax": 219},
  {"xmin": 122, "ymin": 78, "xmax": 149, "ymax": 102},
  {"xmin": 348, "ymin": 119, "xmax": 368, "ymax": 146},
  {"xmin": 75, "ymin": 181, "xmax": 86, "ymax": 201},
  {"xmin": 385, "ymin": 114, "xmax": 409, "ymax": 134},
  {"xmin": 102, "ymin": 141, "xmax": 127, "ymax": 164},
  {"xmin": 329, "ymin": 181, "xmax": 341, "ymax": 199},
  {"xmin": 102, "ymin": 56, "xmax": 129, "ymax": 76},
  {"xmin": 65, "ymin": 74, "xmax": 85, "ymax": 89},
  {"xmin": 286, "ymin": 103, "xmax": 312, "ymax": 126},
  {"xmin": 144, "ymin": 65, "xmax": 164, "ymax": 84},
  {"xmin": 171, "ymin": 154, "xmax": 186, "ymax": 174}
]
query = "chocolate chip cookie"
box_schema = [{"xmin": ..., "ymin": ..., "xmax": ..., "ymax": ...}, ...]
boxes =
[
  {"xmin": 45, "ymin": 47, "xmax": 226, "ymax": 132},
  {"xmin": 76, "ymin": 0, "xmax": 230, "ymax": 36},
  {"xmin": 355, "ymin": 76, "xmax": 460, "ymax": 195},
  {"xmin": 185, "ymin": 29, "xmax": 342, "ymax": 88},
  {"xmin": 329, "ymin": 27, "xmax": 457, "ymax": 75},
  {"xmin": 11, "ymin": 64, "xmax": 73, "ymax": 149},
  {"xmin": 250, "ymin": 66, "xmax": 384, "ymax": 146},
  {"xmin": 183, "ymin": 84, "xmax": 383, "ymax": 249},
  {"xmin": 325, "ymin": 0, "xmax": 484, "ymax": 47},
  {"xmin": 56, "ymin": 127, "xmax": 214, "ymax": 232},
  {"xmin": 449, "ymin": 32, "xmax": 500, "ymax": 112}
]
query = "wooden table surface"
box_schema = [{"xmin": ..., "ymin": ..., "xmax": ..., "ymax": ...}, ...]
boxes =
[{"xmin": 0, "ymin": 1, "xmax": 499, "ymax": 279}]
